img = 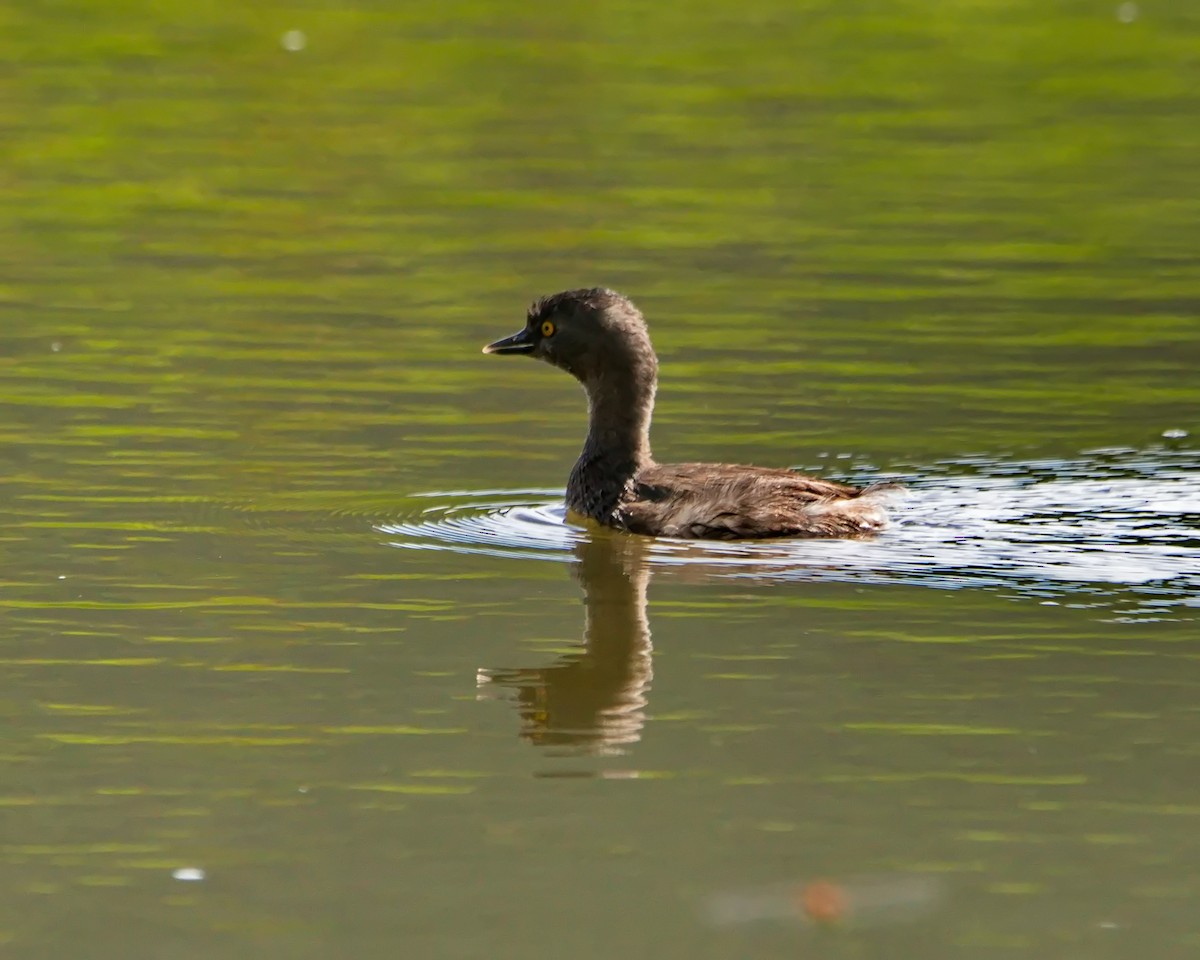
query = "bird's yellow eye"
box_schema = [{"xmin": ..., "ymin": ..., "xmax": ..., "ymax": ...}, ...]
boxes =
[{"xmin": 540, "ymin": 320, "xmax": 556, "ymax": 338}]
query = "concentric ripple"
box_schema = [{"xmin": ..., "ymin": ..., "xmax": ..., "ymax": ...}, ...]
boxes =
[
  {"xmin": 377, "ymin": 488, "xmax": 582, "ymax": 560},
  {"xmin": 377, "ymin": 448, "xmax": 1200, "ymax": 619}
]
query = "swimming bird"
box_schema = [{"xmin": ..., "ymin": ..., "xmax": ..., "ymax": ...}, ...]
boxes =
[{"xmin": 483, "ymin": 288, "xmax": 894, "ymax": 539}]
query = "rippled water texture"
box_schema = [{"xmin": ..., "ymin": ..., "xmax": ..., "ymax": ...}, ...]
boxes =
[
  {"xmin": 3, "ymin": 0, "xmax": 1200, "ymax": 958},
  {"xmin": 381, "ymin": 448, "xmax": 1200, "ymax": 617}
]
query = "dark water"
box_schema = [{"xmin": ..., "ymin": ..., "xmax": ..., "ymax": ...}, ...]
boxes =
[{"xmin": 3, "ymin": 1, "xmax": 1199, "ymax": 957}]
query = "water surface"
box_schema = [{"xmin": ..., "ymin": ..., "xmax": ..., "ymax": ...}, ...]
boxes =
[{"xmin": 2, "ymin": 0, "xmax": 1199, "ymax": 957}]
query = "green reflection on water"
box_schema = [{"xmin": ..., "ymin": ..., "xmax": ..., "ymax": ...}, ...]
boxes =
[{"xmin": 2, "ymin": 0, "xmax": 1199, "ymax": 956}]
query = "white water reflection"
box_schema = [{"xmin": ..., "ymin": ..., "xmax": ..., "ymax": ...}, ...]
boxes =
[{"xmin": 378, "ymin": 448, "xmax": 1200, "ymax": 619}]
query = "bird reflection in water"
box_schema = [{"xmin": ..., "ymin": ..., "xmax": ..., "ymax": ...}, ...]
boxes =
[{"xmin": 476, "ymin": 533, "xmax": 653, "ymax": 754}]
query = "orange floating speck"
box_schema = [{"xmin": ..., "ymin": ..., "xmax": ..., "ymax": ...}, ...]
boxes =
[{"xmin": 800, "ymin": 880, "xmax": 848, "ymax": 924}]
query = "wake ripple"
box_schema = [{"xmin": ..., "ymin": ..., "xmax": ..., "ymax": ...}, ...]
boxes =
[{"xmin": 376, "ymin": 448, "xmax": 1200, "ymax": 619}]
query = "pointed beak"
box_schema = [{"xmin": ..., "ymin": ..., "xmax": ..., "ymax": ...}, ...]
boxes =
[{"xmin": 482, "ymin": 327, "xmax": 537, "ymax": 355}]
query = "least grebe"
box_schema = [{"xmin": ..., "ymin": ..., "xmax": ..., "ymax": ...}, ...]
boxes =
[{"xmin": 483, "ymin": 288, "xmax": 894, "ymax": 539}]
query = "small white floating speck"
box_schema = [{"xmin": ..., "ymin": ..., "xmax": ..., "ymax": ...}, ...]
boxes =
[
  {"xmin": 1162, "ymin": 428, "xmax": 1188, "ymax": 439},
  {"xmin": 57, "ymin": 575, "xmax": 67, "ymax": 580},
  {"xmin": 281, "ymin": 29, "xmax": 307, "ymax": 52},
  {"xmin": 50, "ymin": 341, "xmax": 62, "ymax": 352},
  {"xmin": 172, "ymin": 867, "xmax": 206, "ymax": 882},
  {"xmin": 1116, "ymin": 1, "xmax": 1138, "ymax": 22}
]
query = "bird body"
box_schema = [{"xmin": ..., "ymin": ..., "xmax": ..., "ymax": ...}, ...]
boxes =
[{"xmin": 484, "ymin": 288, "xmax": 894, "ymax": 540}]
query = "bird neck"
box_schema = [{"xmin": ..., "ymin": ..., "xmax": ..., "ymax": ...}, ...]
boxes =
[
  {"xmin": 580, "ymin": 368, "xmax": 655, "ymax": 472},
  {"xmin": 566, "ymin": 364, "xmax": 656, "ymax": 519}
]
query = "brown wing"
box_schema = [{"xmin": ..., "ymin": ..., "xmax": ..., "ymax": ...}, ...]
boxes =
[{"xmin": 616, "ymin": 463, "xmax": 891, "ymax": 540}]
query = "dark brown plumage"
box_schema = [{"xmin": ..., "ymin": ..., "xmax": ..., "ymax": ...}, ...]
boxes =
[{"xmin": 483, "ymin": 288, "xmax": 894, "ymax": 540}]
